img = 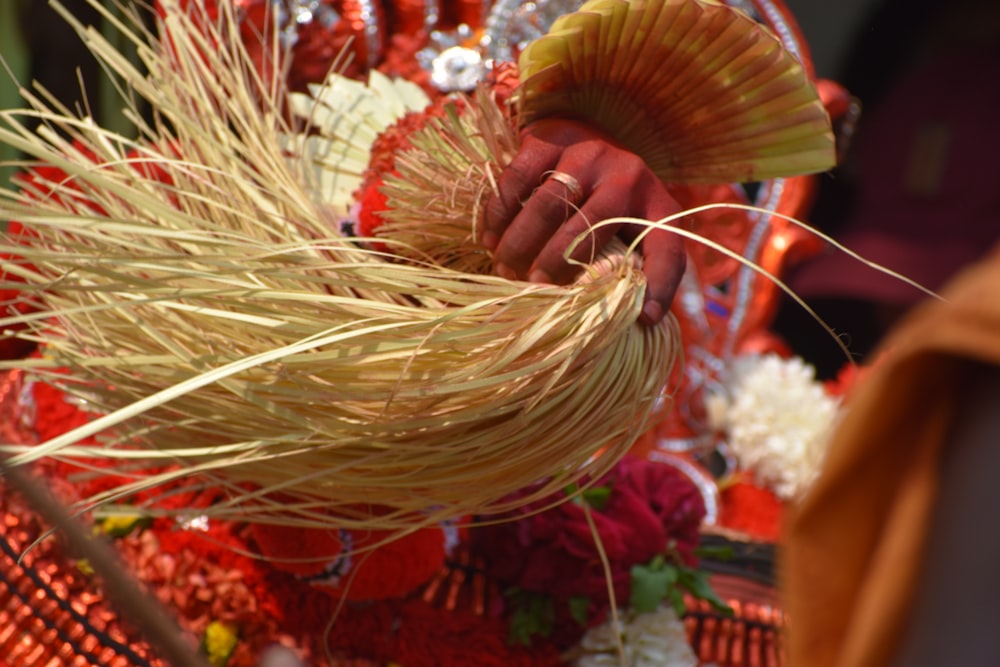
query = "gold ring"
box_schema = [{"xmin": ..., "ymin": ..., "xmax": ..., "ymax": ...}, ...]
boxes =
[{"xmin": 546, "ymin": 170, "xmax": 583, "ymax": 199}]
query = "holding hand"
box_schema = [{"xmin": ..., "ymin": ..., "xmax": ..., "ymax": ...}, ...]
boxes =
[{"xmin": 483, "ymin": 119, "xmax": 686, "ymax": 326}]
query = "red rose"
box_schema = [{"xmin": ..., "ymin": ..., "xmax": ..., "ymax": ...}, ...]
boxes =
[
  {"xmin": 612, "ymin": 455, "xmax": 707, "ymax": 564},
  {"xmin": 473, "ymin": 455, "xmax": 707, "ymax": 620}
]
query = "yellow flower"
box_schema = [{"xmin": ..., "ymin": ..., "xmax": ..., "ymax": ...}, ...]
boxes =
[
  {"xmin": 97, "ymin": 514, "xmax": 150, "ymax": 538},
  {"xmin": 202, "ymin": 621, "xmax": 239, "ymax": 667}
]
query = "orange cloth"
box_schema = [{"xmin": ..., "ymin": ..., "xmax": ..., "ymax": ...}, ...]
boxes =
[{"xmin": 782, "ymin": 243, "xmax": 1000, "ymax": 667}]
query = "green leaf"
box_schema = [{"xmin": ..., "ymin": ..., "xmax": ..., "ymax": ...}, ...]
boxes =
[
  {"xmin": 506, "ymin": 589, "xmax": 556, "ymax": 646},
  {"xmin": 693, "ymin": 544, "xmax": 736, "ymax": 561},
  {"xmin": 667, "ymin": 585, "xmax": 687, "ymax": 618},
  {"xmin": 564, "ymin": 483, "xmax": 612, "ymax": 510},
  {"xmin": 629, "ymin": 560, "xmax": 677, "ymax": 613},
  {"xmin": 677, "ymin": 567, "xmax": 734, "ymax": 617},
  {"xmin": 581, "ymin": 485, "xmax": 612, "ymax": 511},
  {"xmin": 568, "ymin": 596, "xmax": 590, "ymax": 626}
]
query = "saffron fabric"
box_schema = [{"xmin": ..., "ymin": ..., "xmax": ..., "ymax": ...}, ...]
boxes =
[{"xmin": 783, "ymin": 242, "xmax": 1000, "ymax": 666}]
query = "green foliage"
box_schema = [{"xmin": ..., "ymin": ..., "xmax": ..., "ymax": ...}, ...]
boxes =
[
  {"xmin": 630, "ymin": 554, "xmax": 677, "ymax": 613},
  {"xmin": 506, "ymin": 589, "xmax": 556, "ymax": 646},
  {"xmin": 564, "ymin": 482, "xmax": 613, "ymax": 511},
  {"xmin": 507, "ymin": 589, "xmax": 594, "ymax": 645},
  {"xmin": 568, "ymin": 596, "xmax": 590, "ymax": 627},
  {"xmin": 694, "ymin": 543, "xmax": 736, "ymax": 561},
  {"xmin": 630, "ymin": 554, "xmax": 734, "ymax": 618}
]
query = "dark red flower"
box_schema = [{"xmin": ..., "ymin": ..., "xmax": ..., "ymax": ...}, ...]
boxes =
[
  {"xmin": 393, "ymin": 599, "xmax": 562, "ymax": 667},
  {"xmin": 252, "ymin": 519, "xmax": 448, "ymax": 602},
  {"xmin": 612, "ymin": 455, "xmax": 707, "ymax": 564},
  {"xmin": 472, "ymin": 455, "xmax": 707, "ymax": 629}
]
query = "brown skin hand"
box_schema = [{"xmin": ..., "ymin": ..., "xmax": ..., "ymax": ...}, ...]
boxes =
[{"xmin": 482, "ymin": 118, "xmax": 686, "ymax": 326}]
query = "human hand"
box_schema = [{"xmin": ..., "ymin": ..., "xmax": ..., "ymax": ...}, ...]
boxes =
[{"xmin": 482, "ymin": 118, "xmax": 686, "ymax": 326}]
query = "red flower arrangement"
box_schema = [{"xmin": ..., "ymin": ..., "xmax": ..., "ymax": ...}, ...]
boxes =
[
  {"xmin": 250, "ymin": 518, "xmax": 454, "ymax": 601},
  {"xmin": 354, "ymin": 94, "xmax": 469, "ymax": 241},
  {"xmin": 472, "ymin": 454, "xmax": 708, "ymax": 645}
]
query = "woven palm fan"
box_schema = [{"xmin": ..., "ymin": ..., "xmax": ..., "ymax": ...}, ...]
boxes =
[{"xmin": 517, "ymin": 0, "xmax": 835, "ymax": 183}]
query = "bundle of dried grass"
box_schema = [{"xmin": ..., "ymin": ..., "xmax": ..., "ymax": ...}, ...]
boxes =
[{"xmin": 0, "ymin": 0, "xmax": 681, "ymax": 530}]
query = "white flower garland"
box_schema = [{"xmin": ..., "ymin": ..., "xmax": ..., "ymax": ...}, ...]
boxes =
[
  {"xmin": 574, "ymin": 605, "xmax": 698, "ymax": 667},
  {"xmin": 706, "ymin": 353, "xmax": 841, "ymax": 500}
]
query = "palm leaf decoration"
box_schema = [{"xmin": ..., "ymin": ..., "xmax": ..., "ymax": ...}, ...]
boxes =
[{"xmin": 517, "ymin": 0, "xmax": 835, "ymax": 183}]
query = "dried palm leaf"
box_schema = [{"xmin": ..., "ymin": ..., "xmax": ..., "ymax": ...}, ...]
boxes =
[
  {"xmin": 0, "ymin": 0, "xmax": 679, "ymax": 531},
  {"xmin": 517, "ymin": 0, "xmax": 836, "ymax": 183}
]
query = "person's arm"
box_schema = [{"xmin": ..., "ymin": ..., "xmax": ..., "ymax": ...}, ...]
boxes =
[{"xmin": 888, "ymin": 362, "xmax": 1000, "ymax": 666}]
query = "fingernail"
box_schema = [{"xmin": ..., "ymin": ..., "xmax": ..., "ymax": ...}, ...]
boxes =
[
  {"xmin": 481, "ymin": 230, "xmax": 499, "ymax": 250},
  {"xmin": 641, "ymin": 301, "xmax": 663, "ymax": 325},
  {"xmin": 495, "ymin": 263, "xmax": 518, "ymax": 281},
  {"xmin": 528, "ymin": 268, "xmax": 552, "ymax": 285}
]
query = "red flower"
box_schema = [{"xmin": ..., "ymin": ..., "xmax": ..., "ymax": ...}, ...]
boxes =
[
  {"xmin": 329, "ymin": 527, "xmax": 448, "ymax": 601},
  {"xmin": 717, "ymin": 478, "xmax": 784, "ymax": 542},
  {"xmin": 613, "ymin": 454, "xmax": 707, "ymax": 564},
  {"xmin": 393, "ymin": 599, "xmax": 562, "ymax": 667},
  {"xmin": 473, "ymin": 455, "xmax": 707, "ymax": 626},
  {"xmin": 354, "ymin": 97, "xmax": 465, "ymax": 249},
  {"xmin": 356, "ymin": 176, "xmax": 391, "ymax": 240},
  {"xmin": 252, "ymin": 519, "xmax": 448, "ymax": 602}
]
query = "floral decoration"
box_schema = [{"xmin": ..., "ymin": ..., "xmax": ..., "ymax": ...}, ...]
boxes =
[
  {"xmin": 706, "ymin": 353, "xmax": 842, "ymax": 500},
  {"xmin": 472, "ymin": 454, "xmax": 712, "ymax": 647},
  {"xmin": 572, "ymin": 604, "xmax": 698, "ymax": 667}
]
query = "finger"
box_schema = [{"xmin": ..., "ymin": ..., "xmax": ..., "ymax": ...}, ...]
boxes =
[
  {"xmin": 492, "ymin": 171, "xmax": 590, "ymax": 279},
  {"xmin": 483, "ymin": 118, "xmax": 606, "ymax": 251},
  {"xmin": 637, "ymin": 191, "xmax": 686, "ymax": 326},
  {"xmin": 524, "ymin": 178, "xmax": 637, "ymax": 285},
  {"xmin": 613, "ymin": 186, "xmax": 685, "ymax": 325},
  {"xmin": 637, "ymin": 226, "xmax": 686, "ymax": 326},
  {"xmin": 482, "ymin": 134, "xmax": 562, "ymax": 251}
]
